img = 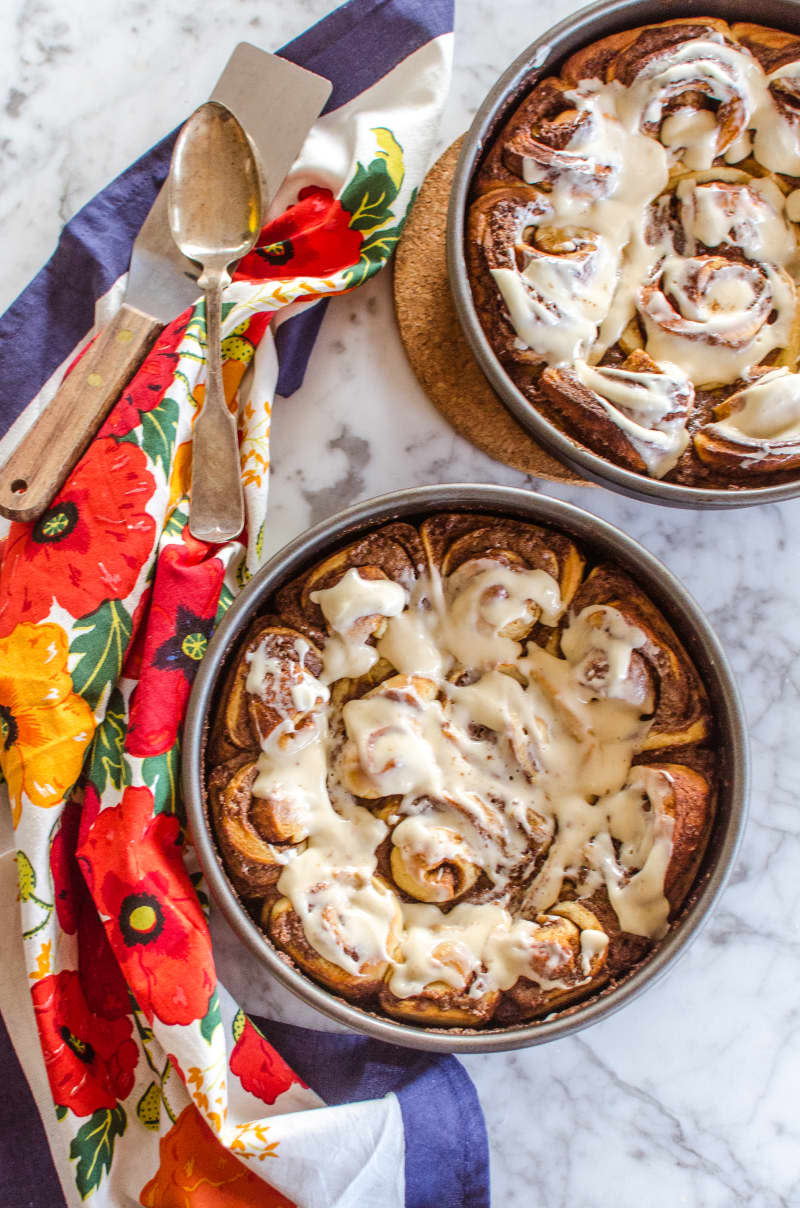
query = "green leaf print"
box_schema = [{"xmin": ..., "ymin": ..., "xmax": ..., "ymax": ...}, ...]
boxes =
[
  {"xmin": 340, "ymin": 157, "xmax": 400, "ymax": 233},
  {"xmin": 199, "ymin": 989, "xmax": 222, "ymax": 1043},
  {"xmin": 69, "ymin": 1104, "xmax": 126, "ymax": 1198},
  {"xmin": 138, "ymin": 396, "xmax": 180, "ymax": 476},
  {"xmin": 86, "ymin": 687, "xmax": 127, "ymax": 793},
  {"xmin": 142, "ymin": 744, "xmax": 180, "ymax": 817},
  {"xmin": 164, "ymin": 503, "xmax": 190, "ymax": 538},
  {"xmin": 343, "ymin": 218, "xmax": 406, "ymax": 289},
  {"xmin": 232, "ymin": 1007, "xmax": 246, "ymax": 1043},
  {"xmin": 71, "ymin": 600, "xmax": 133, "ymax": 712},
  {"xmin": 214, "ymin": 581, "xmax": 235, "ymax": 623},
  {"xmin": 16, "ymin": 851, "xmax": 35, "ymax": 901},
  {"xmin": 136, "ymin": 1082, "xmax": 161, "ymax": 1131}
]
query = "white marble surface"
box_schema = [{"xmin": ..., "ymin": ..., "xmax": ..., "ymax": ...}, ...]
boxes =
[{"xmin": 4, "ymin": 1, "xmax": 800, "ymax": 1205}]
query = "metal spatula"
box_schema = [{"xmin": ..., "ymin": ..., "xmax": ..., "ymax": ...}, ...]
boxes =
[{"xmin": 0, "ymin": 44, "xmax": 331, "ymax": 523}]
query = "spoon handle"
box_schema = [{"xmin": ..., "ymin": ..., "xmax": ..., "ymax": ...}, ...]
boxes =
[{"xmin": 189, "ymin": 273, "xmax": 245, "ymax": 543}]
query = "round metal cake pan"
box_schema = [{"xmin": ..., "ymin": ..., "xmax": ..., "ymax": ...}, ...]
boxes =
[
  {"xmin": 447, "ymin": 0, "xmax": 800, "ymax": 509},
  {"xmin": 183, "ymin": 485, "xmax": 749, "ymax": 1053}
]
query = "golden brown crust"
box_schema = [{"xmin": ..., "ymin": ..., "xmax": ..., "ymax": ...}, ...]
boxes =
[
  {"xmin": 567, "ymin": 564, "xmax": 711, "ymax": 750},
  {"xmin": 421, "ymin": 513, "xmax": 585, "ymax": 615},
  {"xmin": 207, "ymin": 758, "xmax": 291, "ymax": 898},
  {"xmin": 206, "ymin": 512, "xmax": 719, "ymax": 1029},
  {"xmin": 266, "ymin": 897, "xmax": 391, "ymax": 1001},
  {"xmin": 378, "ymin": 982, "xmax": 501, "ymax": 1027},
  {"xmin": 467, "ymin": 16, "xmax": 800, "ymax": 490},
  {"xmin": 208, "ymin": 621, "xmax": 324, "ymax": 765}
]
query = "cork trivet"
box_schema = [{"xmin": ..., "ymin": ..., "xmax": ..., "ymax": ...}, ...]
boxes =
[{"xmin": 393, "ymin": 138, "xmax": 588, "ymax": 486}]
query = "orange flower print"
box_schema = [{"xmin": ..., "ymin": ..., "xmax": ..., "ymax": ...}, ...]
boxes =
[
  {"xmin": 0, "ymin": 623, "xmax": 95, "ymax": 827},
  {"xmin": 139, "ymin": 1105, "xmax": 295, "ymax": 1208}
]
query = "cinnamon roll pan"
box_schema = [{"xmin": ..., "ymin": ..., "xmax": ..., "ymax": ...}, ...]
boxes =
[
  {"xmin": 183, "ymin": 486, "xmax": 748, "ymax": 1053},
  {"xmin": 447, "ymin": 0, "xmax": 800, "ymax": 508}
]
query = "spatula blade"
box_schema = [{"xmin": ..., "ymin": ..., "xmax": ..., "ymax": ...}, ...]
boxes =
[{"xmin": 126, "ymin": 43, "xmax": 332, "ymax": 320}]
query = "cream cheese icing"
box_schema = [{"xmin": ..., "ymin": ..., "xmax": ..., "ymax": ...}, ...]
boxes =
[
  {"xmin": 246, "ymin": 558, "xmax": 681, "ymax": 1000},
  {"xmin": 486, "ymin": 28, "xmax": 800, "ymax": 475}
]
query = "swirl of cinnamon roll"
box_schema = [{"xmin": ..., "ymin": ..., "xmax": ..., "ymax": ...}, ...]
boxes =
[
  {"xmin": 540, "ymin": 350, "xmax": 694, "ymax": 478},
  {"xmin": 388, "ymin": 814, "xmax": 481, "ymax": 903},
  {"xmin": 380, "ymin": 930, "xmax": 501, "ymax": 1027},
  {"xmin": 694, "ymin": 366, "xmax": 800, "ymax": 472},
  {"xmin": 604, "ymin": 22, "xmax": 754, "ymax": 169},
  {"xmin": 732, "ymin": 23, "xmax": 800, "ymax": 175},
  {"xmin": 337, "ymin": 674, "xmax": 439, "ymax": 799},
  {"xmin": 489, "ymin": 225, "xmax": 619, "ymax": 366},
  {"xmin": 209, "ymin": 623, "xmax": 327, "ymax": 764},
  {"xmin": 674, "ymin": 176, "xmax": 793, "ymax": 263},
  {"xmin": 421, "ymin": 513, "xmax": 585, "ymax": 611},
  {"xmin": 499, "ymin": 903, "xmax": 610, "ymax": 1019},
  {"xmin": 563, "ymin": 565, "xmax": 710, "ymax": 750},
  {"xmin": 207, "ymin": 759, "xmax": 302, "ymax": 898},
  {"xmin": 466, "ymin": 185, "xmax": 555, "ymax": 366},
  {"xmin": 266, "ymin": 874, "xmax": 402, "ymax": 1001},
  {"xmin": 499, "ymin": 79, "xmax": 621, "ymax": 198},
  {"xmin": 273, "ymin": 521, "xmax": 424, "ymax": 675},
  {"xmin": 638, "ymin": 254, "xmax": 796, "ymax": 386},
  {"xmin": 568, "ymin": 762, "xmax": 713, "ymax": 976}
]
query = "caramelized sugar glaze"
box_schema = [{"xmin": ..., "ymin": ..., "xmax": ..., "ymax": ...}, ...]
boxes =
[
  {"xmin": 467, "ymin": 19, "xmax": 800, "ymax": 486},
  {"xmin": 206, "ymin": 515, "xmax": 717, "ymax": 1028}
]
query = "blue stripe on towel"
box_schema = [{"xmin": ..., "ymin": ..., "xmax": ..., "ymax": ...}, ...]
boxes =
[
  {"xmin": 0, "ymin": 1007, "xmax": 489, "ymax": 1208},
  {"xmin": 0, "ymin": 1013, "xmax": 67, "ymax": 1208},
  {"xmin": 280, "ymin": 0, "xmax": 454, "ymax": 114},
  {"xmin": 253, "ymin": 1017, "xmax": 490, "ymax": 1208}
]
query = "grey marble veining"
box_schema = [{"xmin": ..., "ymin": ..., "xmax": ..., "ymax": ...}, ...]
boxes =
[{"xmin": 4, "ymin": 1, "xmax": 800, "ymax": 1204}]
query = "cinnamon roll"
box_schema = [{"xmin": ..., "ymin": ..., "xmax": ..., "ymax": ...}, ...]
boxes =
[
  {"xmin": 468, "ymin": 17, "xmax": 800, "ymax": 486},
  {"xmin": 207, "ymin": 759, "xmax": 298, "ymax": 898},
  {"xmin": 206, "ymin": 515, "xmax": 717, "ymax": 1029}
]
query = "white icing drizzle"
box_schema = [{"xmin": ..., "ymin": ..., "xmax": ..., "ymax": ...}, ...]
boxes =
[
  {"xmin": 310, "ymin": 567, "xmax": 407, "ymax": 682},
  {"xmin": 249, "ymin": 560, "xmax": 681, "ymax": 996},
  {"xmin": 490, "ymin": 32, "xmax": 800, "ymax": 463},
  {"xmin": 246, "ymin": 637, "xmax": 329, "ymax": 713},
  {"xmin": 572, "ymin": 358, "xmax": 693, "ymax": 476},
  {"xmin": 580, "ymin": 928, "xmax": 609, "ymax": 976},
  {"xmin": 640, "ymin": 256, "xmax": 795, "ymax": 386},
  {"xmin": 676, "ymin": 176, "xmax": 794, "ymax": 264},
  {"xmin": 706, "ymin": 366, "xmax": 800, "ymax": 450},
  {"xmin": 595, "ymin": 766, "xmax": 676, "ymax": 939}
]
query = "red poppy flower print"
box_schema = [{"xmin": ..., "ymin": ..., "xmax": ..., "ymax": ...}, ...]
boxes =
[
  {"xmin": 50, "ymin": 794, "xmax": 131, "ymax": 1020},
  {"xmin": 0, "ymin": 438, "xmax": 156, "ymax": 635},
  {"xmin": 32, "ymin": 971, "xmax": 138, "ymax": 1116},
  {"xmin": 50, "ymin": 797, "xmax": 84, "ymax": 935},
  {"xmin": 126, "ymin": 530, "xmax": 224, "ymax": 758},
  {"xmin": 230, "ymin": 1011, "xmax": 307, "ymax": 1106},
  {"xmin": 236, "ymin": 187, "xmax": 363, "ymax": 281},
  {"xmin": 101, "ymin": 311, "xmax": 191, "ymax": 440},
  {"xmin": 78, "ymin": 785, "xmax": 215, "ymax": 1026}
]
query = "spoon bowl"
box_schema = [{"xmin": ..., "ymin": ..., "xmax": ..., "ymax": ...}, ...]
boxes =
[
  {"xmin": 168, "ymin": 101, "xmax": 261, "ymax": 269},
  {"xmin": 168, "ymin": 101, "xmax": 262, "ymax": 543}
]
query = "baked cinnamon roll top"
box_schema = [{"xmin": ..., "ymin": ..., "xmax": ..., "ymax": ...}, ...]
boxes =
[
  {"xmin": 469, "ymin": 17, "xmax": 800, "ymax": 485},
  {"xmin": 206, "ymin": 515, "xmax": 718, "ymax": 1028}
]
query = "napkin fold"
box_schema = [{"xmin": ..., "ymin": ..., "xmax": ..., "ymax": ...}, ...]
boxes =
[{"xmin": 0, "ymin": 2, "xmax": 491, "ymax": 1206}]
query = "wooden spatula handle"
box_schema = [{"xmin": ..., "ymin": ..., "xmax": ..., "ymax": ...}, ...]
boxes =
[{"xmin": 0, "ymin": 303, "xmax": 162, "ymax": 523}]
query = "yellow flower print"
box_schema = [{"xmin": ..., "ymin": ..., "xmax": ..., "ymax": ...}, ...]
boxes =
[{"xmin": 0, "ymin": 624, "xmax": 95, "ymax": 827}]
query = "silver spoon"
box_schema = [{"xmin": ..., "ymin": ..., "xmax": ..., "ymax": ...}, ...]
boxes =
[{"xmin": 167, "ymin": 101, "xmax": 262, "ymax": 543}]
